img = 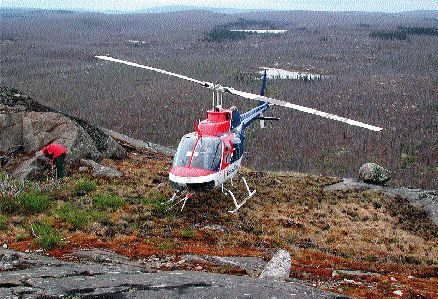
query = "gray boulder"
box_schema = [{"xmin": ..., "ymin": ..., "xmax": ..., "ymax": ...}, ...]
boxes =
[
  {"xmin": 81, "ymin": 159, "xmax": 123, "ymax": 178},
  {"xmin": 359, "ymin": 163, "xmax": 391, "ymax": 184},
  {"xmin": 22, "ymin": 112, "xmax": 100, "ymax": 162},
  {"xmin": 259, "ymin": 249, "xmax": 291, "ymax": 280},
  {"xmin": 0, "ymin": 112, "xmax": 25, "ymax": 153},
  {"xmin": 0, "ymin": 87, "xmax": 126, "ymax": 162},
  {"xmin": 12, "ymin": 154, "xmax": 51, "ymax": 181}
]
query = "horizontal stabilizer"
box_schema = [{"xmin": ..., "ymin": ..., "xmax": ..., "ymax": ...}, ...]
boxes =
[{"xmin": 256, "ymin": 116, "xmax": 280, "ymax": 121}]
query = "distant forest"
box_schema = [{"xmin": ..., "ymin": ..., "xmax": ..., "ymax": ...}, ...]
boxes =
[{"xmin": 1, "ymin": 9, "xmax": 437, "ymax": 188}]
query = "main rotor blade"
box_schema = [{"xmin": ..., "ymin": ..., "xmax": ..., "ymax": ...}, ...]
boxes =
[
  {"xmin": 223, "ymin": 88, "xmax": 383, "ymax": 132},
  {"xmin": 96, "ymin": 55, "xmax": 214, "ymax": 89},
  {"xmin": 96, "ymin": 55, "xmax": 382, "ymax": 132}
]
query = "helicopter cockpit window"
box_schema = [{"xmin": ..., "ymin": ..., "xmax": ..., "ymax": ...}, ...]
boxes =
[
  {"xmin": 173, "ymin": 136, "xmax": 197, "ymax": 168},
  {"xmin": 191, "ymin": 137, "xmax": 223, "ymax": 171}
]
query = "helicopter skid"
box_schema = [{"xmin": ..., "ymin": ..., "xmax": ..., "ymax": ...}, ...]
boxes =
[
  {"xmin": 222, "ymin": 176, "xmax": 256, "ymax": 213},
  {"xmin": 166, "ymin": 191, "xmax": 194, "ymax": 212}
]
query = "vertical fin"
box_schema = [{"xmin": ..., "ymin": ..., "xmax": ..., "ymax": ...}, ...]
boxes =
[{"xmin": 259, "ymin": 69, "xmax": 267, "ymax": 128}]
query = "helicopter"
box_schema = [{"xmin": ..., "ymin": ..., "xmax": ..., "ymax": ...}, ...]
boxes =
[{"xmin": 96, "ymin": 55, "xmax": 382, "ymax": 213}]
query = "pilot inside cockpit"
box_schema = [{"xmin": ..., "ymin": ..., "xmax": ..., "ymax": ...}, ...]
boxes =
[{"xmin": 230, "ymin": 106, "xmax": 241, "ymax": 129}]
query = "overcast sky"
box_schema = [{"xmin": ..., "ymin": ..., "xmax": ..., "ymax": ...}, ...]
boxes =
[{"xmin": 1, "ymin": 0, "xmax": 437, "ymax": 13}]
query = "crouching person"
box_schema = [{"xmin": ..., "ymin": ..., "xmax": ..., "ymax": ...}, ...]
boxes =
[{"xmin": 42, "ymin": 143, "xmax": 67, "ymax": 179}]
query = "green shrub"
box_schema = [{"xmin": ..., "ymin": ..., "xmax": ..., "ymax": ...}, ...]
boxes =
[
  {"xmin": 0, "ymin": 195, "xmax": 19, "ymax": 213},
  {"xmin": 55, "ymin": 203, "xmax": 91, "ymax": 229},
  {"xmin": 142, "ymin": 191, "xmax": 170, "ymax": 216},
  {"xmin": 0, "ymin": 214, "xmax": 7, "ymax": 230},
  {"xmin": 73, "ymin": 178, "xmax": 97, "ymax": 193},
  {"xmin": 32, "ymin": 222, "xmax": 63, "ymax": 250},
  {"xmin": 93, "ymin": 193, "xmax": 125, "ymax": 211},
  {"xmin": 17, "ymin": 191, "xmax": 51, "ymax": 214},
  {"xmin": 15, "ymin": 233, "xmax": 30, "ymax": 242},
  {"xmin": 181, "ymin": 227, "xmax": 197, "ymax": 239},
  {"xmin": 157, "ymin": 241, "xmax": 174, "ymax": 250}
]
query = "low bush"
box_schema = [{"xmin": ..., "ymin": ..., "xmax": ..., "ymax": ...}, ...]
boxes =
[
  {"xmin": 17, "ymin": 191, "xmax": 51, "ymax": 214},
  {"xmin": 32, "ymin": 222, "xmax": 63, "ymax": 250},
  {"xmin": 180, "ymin": 227, "xmax": 197, "ymax": 239},
  {"xmin": 0, "ymin": 195, "xmax": 19, "ymax": 213},
  {"xmin": 93, "ymin": 192, "xmax": 125, "ymax": 211},
  {"xmin": 73, "ymin": 178, "xmax": 97, "ymax": 193},
  {"xmin": 0, "ymin": 214, "xmax": 7, "ymax": 230},
  {"xmin": 55, "ymin": 202, "xmax": 91, "ymax": 229}
]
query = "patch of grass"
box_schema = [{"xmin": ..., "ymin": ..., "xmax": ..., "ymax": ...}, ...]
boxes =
[
  {"xmin": 0, "ymin": 214, "xmax": 7, "ymax": 230},
  {"xmin": 17, "ymin": 191, "xmax": 51, "ymax": 214},
  {"xmin": 157, "ymin": 241, "xmax": 174, "ymax": 251},
  {"xmin": 0, "ymin": 170, "xmax": 7, "ymax": 181},
  {"xmin": 181, "ymin": 227, "xmax": 197, "ymax": 239},
  {"xmin": 55, "ymin": 202, "xmax": 91, "ymax": 230},
  {"xmin": 32, "ymin": 222, "xmax": 63, "ymax": 250},
  {"xmin": 15, "ymin": 233, "xmax": 30, "ymax": 242},
  {"xmin": 142, "ymin": 191, "xmax": 168, "ymax": 215},
  {"xmin": 73, "ymin": 178, "xmax": 96, "ymax": 193},
  {"xmin": 93, "ymin": 192, "xmax": 125, "ymax": 211}
]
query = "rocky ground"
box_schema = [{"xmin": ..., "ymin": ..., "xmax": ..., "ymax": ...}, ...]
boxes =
[
  {"xmin": 1, "ymin": 248, "xmax": 342, "ymax": 298},
  {"xmin": 1, "ymin": 87, "xmax": 437, "ymax": 298}
]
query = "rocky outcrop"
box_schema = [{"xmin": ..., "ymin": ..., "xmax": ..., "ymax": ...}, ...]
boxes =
[
  {"xmin": 0, "ymin": 248, "xmax": 337, "ymax": 298},
  {"xmin": 358, "ymin": 163, "xmax": 391, "ymax": 184},
  {"xmin": 0, "ymin": 87, "xmax": 126, "ymax": 162},
  {"xmin": 324, "ymin": 178, "xmax": 438, "ymax": 226}
]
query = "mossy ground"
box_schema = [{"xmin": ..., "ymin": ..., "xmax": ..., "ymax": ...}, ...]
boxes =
[{"xmin": 1, "ymin": 150, "xmax": 436, "ymax": 298}]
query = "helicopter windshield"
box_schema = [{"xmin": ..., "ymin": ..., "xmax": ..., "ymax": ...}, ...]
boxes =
[
  {"xmin": 191, "ymin": 137, "xmax": 222, "ymax": 171},
  {"xmin": 173, "ymin": 135, "xmax": 222, "ymax": 172}
]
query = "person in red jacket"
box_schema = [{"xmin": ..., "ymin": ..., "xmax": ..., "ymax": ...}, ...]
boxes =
[{"xmin": 42, "ymin": 143, "xmax": 67, "ymax": 179}]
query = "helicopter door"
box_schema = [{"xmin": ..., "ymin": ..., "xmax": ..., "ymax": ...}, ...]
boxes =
[{"xmin": 231, "ymin": 136, "xmax": 242, "ymax": 163}]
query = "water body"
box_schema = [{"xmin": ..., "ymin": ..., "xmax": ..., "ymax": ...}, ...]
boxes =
[
  {"xmin": 259, "ymin": 67, "xmax": 325, "ymax": 80},
  {"xmin": 230, "ymin": 29, "xmax": 287, "ymax": 34}
]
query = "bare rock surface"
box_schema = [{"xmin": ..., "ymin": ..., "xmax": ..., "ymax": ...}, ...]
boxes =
[
  {"xmin": 0, "ymin": 248, "xmax": 341, "ymax": 298},
  {"xmin": 181, "ymin": 254, "xmax": 267, "ymax": 276},
  {"xmin": 324, "ymin": 178, "xmax": 438, "ymax": 226}
]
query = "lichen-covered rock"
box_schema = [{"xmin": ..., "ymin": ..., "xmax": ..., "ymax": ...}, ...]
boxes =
[
  {"xmin": 359, "ymin": 163, "xmax": 391, "ymax": 184},
  {"xmin": 259, "ymin": 249, "xmax": 291, "ymax": 280},
  {"xmin": 0, "ymin": 87, "xmax": 126, "ymax": 162},
  {"xmin": 22, "ymin": 112, "xmax": 100, "ymax": 161}
]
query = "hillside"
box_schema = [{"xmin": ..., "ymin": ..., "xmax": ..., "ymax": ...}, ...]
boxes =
[
  {"xmin": 1, "ymin": 9, "xmax": 437, "ymax": 189},
  {"xmin": 1, "ymin": 136, "xmax": 437, "ymax": 297}
]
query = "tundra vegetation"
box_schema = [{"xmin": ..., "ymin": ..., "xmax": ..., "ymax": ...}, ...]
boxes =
[
  {"xmin": 0, "ymin": 9, "xmax": 437, "ymax": 189},
  {"xmin": 0, "ymin": 148, "xmax": 437, "ymax": 298}
]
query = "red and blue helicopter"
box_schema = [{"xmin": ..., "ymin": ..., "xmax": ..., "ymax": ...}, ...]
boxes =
[{"xmin": 96, "ymin": 56, "xmax": 382, "ymax": 212}]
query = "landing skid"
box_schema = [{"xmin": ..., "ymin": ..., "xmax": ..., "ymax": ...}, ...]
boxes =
[
  {"xmin": 222, "ymin": 176, "xmax": 256, "ymax": 213},
  {"xmin": 165, "ymin": 190, "xmax": 194, "ymax": 211}
]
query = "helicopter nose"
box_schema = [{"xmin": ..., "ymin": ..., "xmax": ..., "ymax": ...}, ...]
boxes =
[
  {"xmin": 170, "ymin": 167, "xmax": 214, "ymax": 178},
  {"xmin": 169, "ymin": 167, "xmax": 217, "ymax": 192}
]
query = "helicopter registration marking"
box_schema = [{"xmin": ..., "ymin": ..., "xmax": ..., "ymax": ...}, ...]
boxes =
[{"xmin": 226, "ymin": 163, "xmax": 239, "ymax": 178}]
